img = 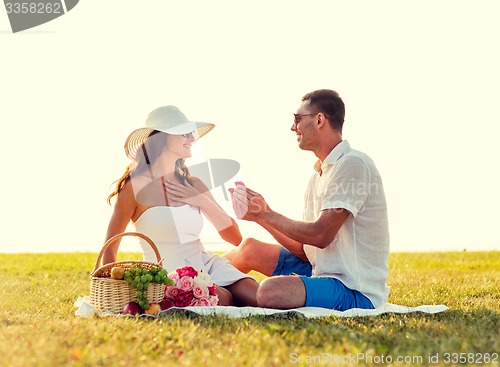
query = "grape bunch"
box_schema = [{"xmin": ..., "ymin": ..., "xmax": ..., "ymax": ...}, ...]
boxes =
[{"xmin": 123, "ymin": 266, "xmax": 173, "ymax": 310}]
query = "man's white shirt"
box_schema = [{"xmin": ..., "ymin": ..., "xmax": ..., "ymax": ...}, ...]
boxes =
[{"xmin": 303, "ymin": 140, "xmax": 390, "ymax": 307}]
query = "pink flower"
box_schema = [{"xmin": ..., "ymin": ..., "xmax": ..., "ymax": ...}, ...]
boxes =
[
  {"xmin": 165, "ymin": 286, "xmax": 180, "ymax": 299},
  {"xmin": 192, "ymin": 284, "xmax": 209, "ymax": 299},
  {"xmin": 208, "ymin": 284, "xmax": 217, "ymax": 296},
  {"xmin": 178, "ymin": 276, "xmax": 194, "ymax": 292},
  {"xmin": 209, "ymin": 296, "xmax": 219, "ymax": 306},
  {"xmin": 192, "ymin": 297, "xmax": 211, "ymax": 306},
  {"xmin": 164, "ymin": 266, "xmax": 217, "ymax": 308},
  {"xmin": 174, "ymin": 289, "xmax": 194, "ymax": 307},
  {"xmin": 176, "ymin": 266, "xmax": 198, "ymax": 278},
  {"xmin": 168, "ymin": 271, "xmax": 180, "ymax": 283}
]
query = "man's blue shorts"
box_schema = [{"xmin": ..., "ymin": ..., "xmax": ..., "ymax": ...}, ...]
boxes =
[{"xmin": 271, "ymin": 247, "xmax": 374, "ymax": 311}]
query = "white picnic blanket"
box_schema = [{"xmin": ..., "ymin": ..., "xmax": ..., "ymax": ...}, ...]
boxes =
[{"xmin": 74, "ymin": 297, "xmax": 448, "ymax": 318}]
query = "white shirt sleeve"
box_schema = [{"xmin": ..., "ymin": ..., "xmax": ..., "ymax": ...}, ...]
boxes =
[{"xmin": 321, "ymin": 156, "xmax": 372, "ymax": 217}]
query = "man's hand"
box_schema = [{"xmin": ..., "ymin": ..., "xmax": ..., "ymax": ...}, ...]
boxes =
[{"xmin": 245, "ymin": 188, "xmax": 271, "ymax": 222}]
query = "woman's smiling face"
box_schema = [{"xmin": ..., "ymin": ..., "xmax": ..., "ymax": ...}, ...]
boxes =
[{"xmin": 164, "ymin": 132, "xmax": 196, "ymax": 159}]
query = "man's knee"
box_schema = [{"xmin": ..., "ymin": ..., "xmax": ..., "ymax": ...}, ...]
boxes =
[
  {"xmin": 239, "ymin": 237, "xmax": 260, "ymax": 252},
  {"xmin": 257, "ymin": 276, "xmax": 306, "ymax": 309},
  {"xmin": 256, "ymin": 277, "xmax": 276, "ymax": 308},
  {"xmin": 227, "ymin": 238, "xmax": 281, "ymax": 276},
  {"xmin": 227, "ymin": 237, "xmax": 259, "ymax": 272}
]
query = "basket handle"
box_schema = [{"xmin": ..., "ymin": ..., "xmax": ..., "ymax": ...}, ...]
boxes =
[{"xmin": 93, "ymin": 232, "xmax": 162, "ymax": 272}]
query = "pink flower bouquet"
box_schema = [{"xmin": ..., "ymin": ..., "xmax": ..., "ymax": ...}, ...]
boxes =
[{"xmin": 160, "ymin": 266, "xmax": 218, "ymax": 309}]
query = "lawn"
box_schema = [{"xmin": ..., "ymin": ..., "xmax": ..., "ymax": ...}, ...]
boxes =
[{"xmin": 0, "ymin": 251, "xmax": 498, "ymax": 366}]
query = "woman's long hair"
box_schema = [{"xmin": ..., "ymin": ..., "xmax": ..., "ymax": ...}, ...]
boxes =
[{"xmin": 107, "ymin": 130, "xmax": 193, "ymax": 204}]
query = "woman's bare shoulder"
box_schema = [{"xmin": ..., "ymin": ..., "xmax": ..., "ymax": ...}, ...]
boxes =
[{"xmin": 116, "ymin": 179, "xmax": 136, "ymax": 201}]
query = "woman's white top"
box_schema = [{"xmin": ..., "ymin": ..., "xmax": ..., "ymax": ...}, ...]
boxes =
[{"xmin": 133, "ymin": 205, "xmax": 249, "ymax": 286}]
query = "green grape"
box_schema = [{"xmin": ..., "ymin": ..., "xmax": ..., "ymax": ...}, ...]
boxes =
[
  {"xmin": 140, "ymin": 299, "xmax": 148, "ymax": 309},
  {"xmin": 123, "ymin": 267, "xmax": 163, "ymax": 311}
]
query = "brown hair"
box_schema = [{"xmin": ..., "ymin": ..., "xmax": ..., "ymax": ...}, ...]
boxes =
[
  {"xmin": 302, "ymin": 89, "xmax": 345, "ymax": 132},
  {"xmin": 107, "ymin": 130, "xmax": 193, "ymax": 204}
]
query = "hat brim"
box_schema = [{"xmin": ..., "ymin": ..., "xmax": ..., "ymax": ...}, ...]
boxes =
[{"xmin": 124, "ymin": 121, "xmax": 215, "ymax": 160}]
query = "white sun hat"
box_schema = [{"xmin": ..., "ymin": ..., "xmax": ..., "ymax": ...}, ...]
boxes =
[{"xmin": 124, "ymin": 105, "xmax": 215, "ymax": 160}]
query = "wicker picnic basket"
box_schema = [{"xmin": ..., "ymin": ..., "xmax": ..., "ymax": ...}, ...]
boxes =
[{"xmin": 90, "ymin": 232, "xmax": 165, "ymax": 314}]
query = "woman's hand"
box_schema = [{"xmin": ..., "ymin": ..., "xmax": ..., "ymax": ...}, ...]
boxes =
[
  {"xmin": 229, "ymin": 184, "xmax": 248, "ymax": 219},
  {"xmin": 230, "ymin": 185, "xmax": 271, "ymax": 223},
  {"xmin": 164, "ymin": 179, "xmax": 206, "ymax": 207}
]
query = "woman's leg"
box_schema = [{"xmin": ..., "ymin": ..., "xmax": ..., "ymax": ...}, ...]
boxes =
[
  {"xmin": 216, "ymin": 285, "xmax": 234, "ymax": 306},
  {"xmin": 225, "ymin": 278, "xmax": 260, "ymax": 307}
]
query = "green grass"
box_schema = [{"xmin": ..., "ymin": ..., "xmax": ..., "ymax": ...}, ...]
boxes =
[{"xmin": 0, "ymin": 251, "xmax": 498, "ymax": 366}]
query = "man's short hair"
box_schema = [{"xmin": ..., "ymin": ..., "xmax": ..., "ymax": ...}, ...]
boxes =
[{"xmin": 302, "ymin": 89, "xmax": 345, "ymax": 132}]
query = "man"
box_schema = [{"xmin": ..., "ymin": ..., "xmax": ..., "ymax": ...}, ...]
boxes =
[{"xmin": 226, "ymin": 89, "xmax": 390, "ymax": 310}]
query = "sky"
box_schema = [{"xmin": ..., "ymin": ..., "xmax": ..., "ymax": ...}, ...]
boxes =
[{"xmin": 1, "ymin": 1, "xmax": 499, "ymax": 254}]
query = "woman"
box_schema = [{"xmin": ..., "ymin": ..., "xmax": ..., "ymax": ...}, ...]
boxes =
[{"xmin": 103, "ymin": 105, "xmax": 258, "ymax": 306}]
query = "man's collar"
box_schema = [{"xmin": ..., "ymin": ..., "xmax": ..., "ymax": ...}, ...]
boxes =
[{"xmin": 314, "ymin": 140, "xmax": 351, "ymax": 173}]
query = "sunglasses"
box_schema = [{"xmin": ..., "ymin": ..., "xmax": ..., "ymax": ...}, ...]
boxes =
[
  {"xmin": 181, "ymin": 132, "xmax": 195, "ymax": 138},
  {"xmin": 293, "ymin": 113, "xmax": 318, "ymax": 124}
]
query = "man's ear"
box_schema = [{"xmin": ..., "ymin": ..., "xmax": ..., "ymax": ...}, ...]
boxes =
[{"xmin": 317, "ymin": 113, "xmax": 326, "ymax": 127}]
